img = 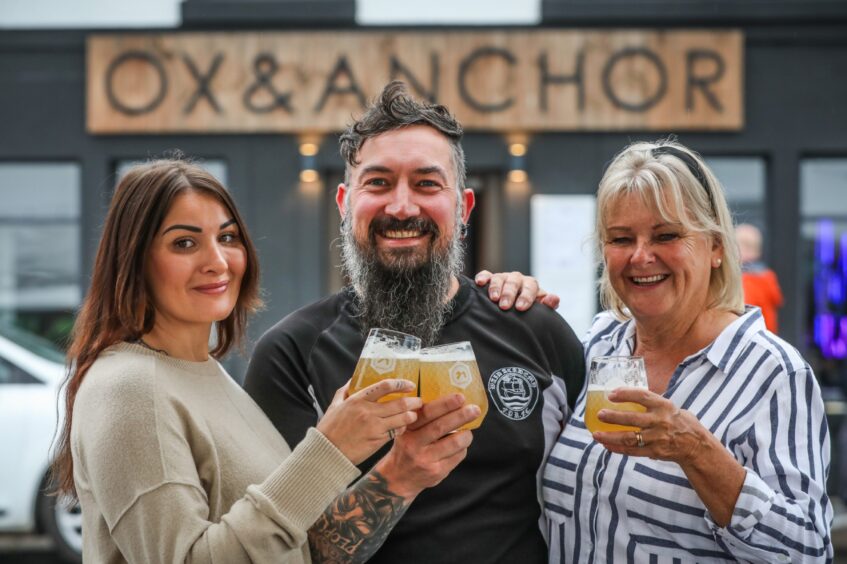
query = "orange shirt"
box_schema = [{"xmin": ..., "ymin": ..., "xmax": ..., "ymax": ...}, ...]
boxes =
[{"xmin": 742, "ymin": 268, "xmax": 783, "ymax": 332}]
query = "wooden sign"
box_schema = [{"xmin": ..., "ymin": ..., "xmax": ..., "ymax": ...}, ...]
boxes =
[{"xmin": 87, "ymin": 30, "xmax": 743, "ymax": 134}]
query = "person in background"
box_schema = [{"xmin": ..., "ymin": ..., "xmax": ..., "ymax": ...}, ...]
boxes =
[
  {"xmin": 52, "ymin": 159, "xmax": 424, "ymax": 563},
  {"xmin": 736, "ymin": 222, "xmax": 783, "ymax": 332},
  {"xmin": 540, "ymin": 140, "xmax": 831, "ymax": 562},
  {"xmin": 244, "ymin": 81, "xmax": 585, "ymax": 564}
]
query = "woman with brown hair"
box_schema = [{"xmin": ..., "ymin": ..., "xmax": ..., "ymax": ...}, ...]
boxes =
[{"xmin": 52, "ymin": 159, "xmax": 422, "ymax": 563}]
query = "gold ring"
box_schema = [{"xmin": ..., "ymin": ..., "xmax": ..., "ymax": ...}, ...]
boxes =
[
  {"xmin": 388, "ymin": 428, "xmax": 396, "ymax": 440},
  {"xmin": 635, "ymin": 430, "xmax": 645, "ymax": 448}
]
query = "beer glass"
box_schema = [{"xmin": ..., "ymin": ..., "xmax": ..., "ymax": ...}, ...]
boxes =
[
  {"xmin": 348, "ymin": 328, "xmax": 421, "ymax": 402},
  {"xmin": 584, "ymin": 356, "xmax": 648, "ymax": 433},
  {"xmin": 419, "ymin": 341, "xmax": 488, "ymax": 430}
]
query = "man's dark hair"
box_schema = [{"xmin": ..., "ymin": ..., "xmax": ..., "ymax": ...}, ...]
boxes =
[{"xmin": 339, "ymin": 81, "xmax": 466, "ymax": 190}]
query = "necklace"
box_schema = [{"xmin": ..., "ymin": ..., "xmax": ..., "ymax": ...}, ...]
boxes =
[{"xmin": 135, "ymin": 338, "xmax": 169, "ymax": 356}]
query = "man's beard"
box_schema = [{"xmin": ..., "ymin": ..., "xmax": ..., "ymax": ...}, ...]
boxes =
[{"xmin": 340, "ymin": 213, "xmax": 465, "ymax": 347}]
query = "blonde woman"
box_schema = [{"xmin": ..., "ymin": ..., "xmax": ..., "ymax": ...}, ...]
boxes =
[{"xmin": 541, "ymin": 141, "xmax": 832, "ymax": 562}]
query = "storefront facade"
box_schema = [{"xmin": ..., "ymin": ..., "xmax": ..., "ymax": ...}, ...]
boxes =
[{"xmin": 2, "ymin": 1, "xmax": 846, "ymax": 429}]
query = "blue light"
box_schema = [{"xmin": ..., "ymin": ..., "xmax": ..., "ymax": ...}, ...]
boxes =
[
  {"xmin": 829, "ymin": 276, "xmax": 844, "ymax": 304},
  {"xmin": 813, "ymin": 220, "xmax": 847, "ymax": 359},
  {"xmin": 818, "ymin": 220, "xmax": 835, "ymax": 267},
  {"xmin": 842, "ymin": 232, "xmax": 847, "ymax": 280}
]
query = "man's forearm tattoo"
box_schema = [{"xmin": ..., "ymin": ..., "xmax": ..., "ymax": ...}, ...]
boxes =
[{"xmin": 309, "ymin": 470, "xmax": 410, "ymax": 564}]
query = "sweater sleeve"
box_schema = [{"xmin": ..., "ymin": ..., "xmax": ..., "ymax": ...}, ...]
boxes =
[
  {"xmin": 106, "ymin": 429, "xmax": 359, "ymax": 564},
  {"xmin": 73, "ymin": 353, "xmax": 360, "ymax": 563}
]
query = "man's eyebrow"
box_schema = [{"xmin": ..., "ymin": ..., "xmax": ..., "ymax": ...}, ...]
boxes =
[
  {"xmin": 415, "ymin": 166, "xmax": 448, "ymax": 181},
  {"xmin": 163, "ymin": 224, "xmax": 201, "ymax": 234},
  {"xmin": 359, "ymin": 165, "xmax": 393, "ymax": 176}
]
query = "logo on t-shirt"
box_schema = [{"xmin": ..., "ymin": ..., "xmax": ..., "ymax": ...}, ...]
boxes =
[{"xmin": 488, "ymin": 367, "xmax": 539, "ymax": 420}]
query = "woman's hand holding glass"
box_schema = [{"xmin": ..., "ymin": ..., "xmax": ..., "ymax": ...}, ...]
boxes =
[
  {"xmin": 317, "ymin": 379, "xmax": 423, "ymax": 465},
  {"xmin": 592, "ymin": 386, "xmax": 713, "ymax": 467},
  {"xmin": 584, "ymin": 356, "xmax": 647, "ymax": 434},
  {"xmin": 586, "ymin": 355, "xmax": 707, "ymax": 464}
]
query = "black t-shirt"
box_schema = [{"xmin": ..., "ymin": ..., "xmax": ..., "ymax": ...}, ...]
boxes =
[{"xmin": 244, "ymin": 276, "xmax": 585, "ymax": 564}]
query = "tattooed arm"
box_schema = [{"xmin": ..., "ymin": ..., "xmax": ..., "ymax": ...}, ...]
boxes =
[
  {"xmin": 308, "ymin": 395, "xmax": 480, "ymax": 563},
  {"xmin": 308, "ymin": 471, "xmax": 409, "ymax": 563}
]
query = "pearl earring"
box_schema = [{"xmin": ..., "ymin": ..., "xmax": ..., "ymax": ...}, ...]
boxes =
[{"xmin": 714, "ymin": 258, "xmax": 722, "ymax": 267}]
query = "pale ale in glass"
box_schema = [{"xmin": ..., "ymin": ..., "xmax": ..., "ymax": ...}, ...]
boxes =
[
  {"xmin": 584, "ymin": 356, "xmax": 648, "ymax": 434},
  {"xmin": 348, "ymin": 329, "xmax": 421, "ymax": 402},
  {"xmin": 419, "ymin": 342, "xmax": 488, "ymax": 430},
  {"xmin": 584, "ymin": 386, "xmax": 647, "ymax": 432}
]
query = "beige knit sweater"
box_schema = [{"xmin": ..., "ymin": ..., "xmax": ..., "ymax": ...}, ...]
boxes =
[{"xmin": 70, "ymin": 342, "xmax": 359, "ymax": 563}]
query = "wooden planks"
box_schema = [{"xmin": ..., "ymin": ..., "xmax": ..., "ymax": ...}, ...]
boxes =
[{"xmin": 87, "ymin": 30, "xmax": 743, "ymax": 134}]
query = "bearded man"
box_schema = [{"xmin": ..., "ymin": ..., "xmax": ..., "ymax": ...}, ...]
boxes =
[{"xmin": 244, "ymin": 81, "xmax": 585, "ymax": 564}]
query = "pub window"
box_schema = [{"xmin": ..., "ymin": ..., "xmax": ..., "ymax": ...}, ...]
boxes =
[
  {"xmin": 801, "ymin": 159, "xmax": 847, "ymax": 395},
  {"xmin": 0, "ymin": 163, "xmax": 81, "ymax": 347},
  {"xmin": 706, "ymin": 157, "xmax": 767, "ymax": 236}
]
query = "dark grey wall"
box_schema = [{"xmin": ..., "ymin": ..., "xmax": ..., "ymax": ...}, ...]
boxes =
[
  {"xmin": 1, "ymin": 20, "xmax": 846, "ymax": 373},
  {"xmin": 181, "ymin": 0, "xmax": 355, "ymax": 29}
]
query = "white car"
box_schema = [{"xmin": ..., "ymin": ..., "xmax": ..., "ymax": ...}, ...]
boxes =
[{"xmin": 0, "ymin": 324, "xmax": 81, "ymax": 562}]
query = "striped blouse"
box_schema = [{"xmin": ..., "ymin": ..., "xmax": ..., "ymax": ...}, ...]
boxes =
[{"xmin": 542, "ymin": 308, "xmax": 833, "ymax": 563}]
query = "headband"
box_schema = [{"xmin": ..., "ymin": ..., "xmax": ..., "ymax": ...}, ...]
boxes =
[{"xmin": 651, "ymin": 145, "xmax": 716, "ymax": 216}]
